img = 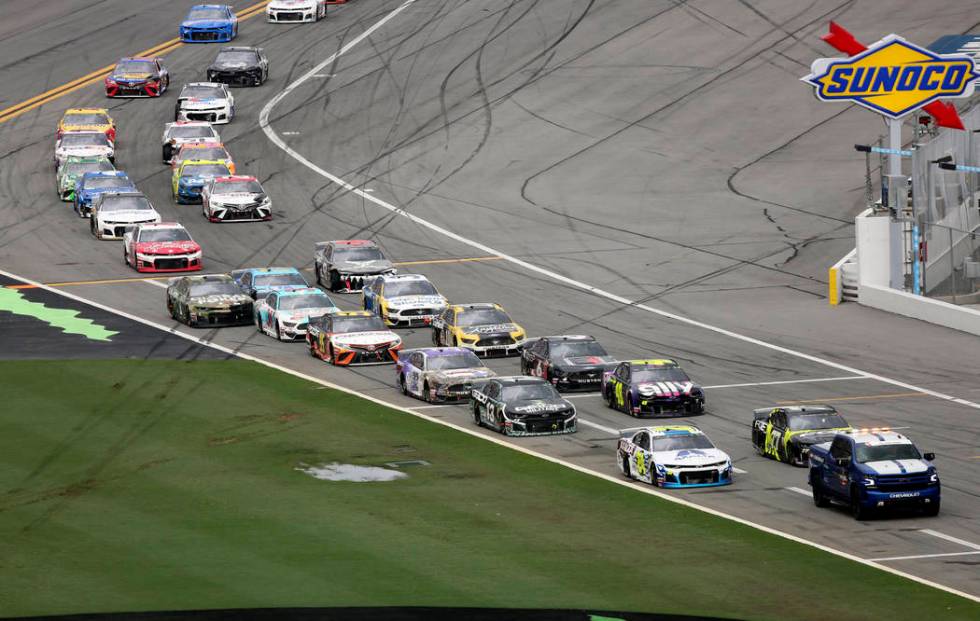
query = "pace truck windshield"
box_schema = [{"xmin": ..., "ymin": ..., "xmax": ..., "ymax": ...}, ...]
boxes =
[{"xmin": 855, "ymin": 442, "xmax": 921, "ymax": 463}]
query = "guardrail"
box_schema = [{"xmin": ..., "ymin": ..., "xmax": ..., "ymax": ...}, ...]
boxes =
[{"xmin": 828, "ymin": 249, "xmax": 858, "ymax": 305}]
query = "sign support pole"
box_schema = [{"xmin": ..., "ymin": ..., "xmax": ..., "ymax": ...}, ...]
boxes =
[{"xmin": 888, "ymin": 118, "xmax": 903, "ymax": 177}]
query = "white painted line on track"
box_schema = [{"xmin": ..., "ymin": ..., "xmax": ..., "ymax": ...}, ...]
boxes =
[
  {"xmin": 733, "ymin": 467, "xmax": 748, "ymax": 474},
  {"xmin": 577, "ymin": 418, "xmax": 620, "ymax": 435},
  {"xmin": 869, "ymin": 551, "xmax": 980, "ymax": 562},
  {"xmin": 563, "ymin": 393, "xmax": 600, "ymax": 399},
  {"xmin": 786, "ymin": 486, "xmax": 811, "ymax": 497},
  {"xmin": 144, "ymin": 279, "xmax": 168, "ymax": 289},
  {"xmin": 409, "ymin": 404, "xmax": 455, "ymax": 410},
  {"xmin": 250, "ymin": 0, "xmax": 980, "ymax": 602},
  {"xmin": 920, "ymin": 529, "xmax": 980, "ymax": 551},
  {"xmin": 702, "ymin": 376, "xmax": 869, "ymax": 390}
]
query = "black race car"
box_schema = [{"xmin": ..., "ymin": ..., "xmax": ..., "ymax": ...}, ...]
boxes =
[
  {"xmin": 751, "ymin": 405, "xmax": 852, "ymax": 466},
  {"xmin": 471, "ymin": 376, "xmax": 576, "ymax": 437},
  {"xmin": 520, "ymin": 335, "xmax": 617, "ymax": 391},
  {"xmin": 206, "ymin": 46, "xmax": 269, "ymax": 87},
  {"xmin": 166, "ymin": 274, "xmax": 253, "ymax": 327}
]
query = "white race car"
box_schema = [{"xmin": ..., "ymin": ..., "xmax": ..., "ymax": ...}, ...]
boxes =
[
  {"xmin": 396, "ymin": 347, "xmax": 496, "ymax": 402},
  {"xmin": 254, "ymin": 287, "xmax": 339, "ymax": 341},
  {"xmin": 362, "ymin": 273, "xmax": 448, "ymax": 327},
  {"xmin": 161, "ymin": 121, "xmax": 220, "ymax": 163},
  {"xmin": 266, "ymin": 0, "xmax": 327, "ymax": 22},
  {"xmin": 174, "ymin": 82, "xmax": 235, "ymax": 124},
  {"xmin": 618, "ymin": 425, "xmax": 733, "ymax": 488},
  {"xmin": 55, "ymin": 131, "xmax": 115, "ymax": 167},
  {"xmin": 89, "ymin": 192, "xmax": 161, "ymax": 240},
  {"xmin": 201, "ymin": 175, "xmax": 271, "ymax": 222}
]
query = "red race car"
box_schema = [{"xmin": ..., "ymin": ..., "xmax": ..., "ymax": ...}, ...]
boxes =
[
  {"xmin": 123, "ymin": 222, "xmax": 202, "ymax": 273},
  {"xmin": 105, "ymin": 57, "xmax": 170, "ymax": 98}
]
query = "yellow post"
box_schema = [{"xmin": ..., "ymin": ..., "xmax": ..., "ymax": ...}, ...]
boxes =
[{"xmin": 828, "ymin": 266, "xmax": 840, "ymax": 306}]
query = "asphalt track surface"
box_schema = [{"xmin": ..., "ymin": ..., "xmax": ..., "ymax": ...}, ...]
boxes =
[{"xmin": 1, "ymin": 0, "xmax": 979, "ymax": 601}]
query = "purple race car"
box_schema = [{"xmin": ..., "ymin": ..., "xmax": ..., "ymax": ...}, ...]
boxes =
[{"xmin": 396, "ymin": 347, "xmax": 496, "ymax": 402}]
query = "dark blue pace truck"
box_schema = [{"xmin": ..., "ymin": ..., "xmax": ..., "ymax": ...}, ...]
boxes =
[{"xmin": 808, "ymin": 429, "xmax": 940, "ymax": 519}]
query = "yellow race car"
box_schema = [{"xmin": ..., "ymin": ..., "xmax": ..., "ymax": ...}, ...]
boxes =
[
  {"xmin": 172, "ymin": 159, "xmax": 231, "ymax": 204},
  {"xmin": 431, "ymin": 303, "xmax": 526, "ymax": 357},
  {"xmin": 58, "ymin": 108, "xmax": 115, "ymax": 142},
  {"xmin": 362, "ymin": 273, "xmax": 448, "ymax": 327}
]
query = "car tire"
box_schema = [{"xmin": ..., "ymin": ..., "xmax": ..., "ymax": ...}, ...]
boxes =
[
  {"xmin": 622, "ymin": 455, "xmax": 632, "ymax": 480},
  {"xmin": 473, "ymin": 402, "xmax": 482, "ymax": 426},
  {"xmin": 850, "ymin": 486, "xmax": 869, "ymax": 520},
  {"xmin": 329, "ymin": 269, "xmax": 340, "ymax": 292},
  {"xmin": 431, "ymin": 328, "xmax": 440, "ymax": 347},
  {"xmin": 255, "ymin": 315, "xmax": 263, "ymax": 333},
  {"xmin": 399, "ymin": 375, "xmax": 408, "ymax": 396},
  {"xmin": 422, "ymin": 381, "xmax": 430, "ymax": 403},
  {"xmin": 275, "ymin": 322, "xmax": 283, "ymax": 341},
  {"xmin": 923, "ymin": 500, "xmax": 940, "ymax": 517},
  {"xmin": 167, "ymin": 297, "xmax": 176, "ymax": 319},
  {"xmin": 314, "ymin": 262, "xmax": 322, "ymax": 286},
  {"xmin": 812, "ymin": 479, "xmax": 830, "ymax": 508},
  {"xmin": 328, "ymin": 343, "xmax": 337, "ymax": 365},
  {"xmin": 603, "ymin": 388, "xmax": 615, "ymax": 409}
]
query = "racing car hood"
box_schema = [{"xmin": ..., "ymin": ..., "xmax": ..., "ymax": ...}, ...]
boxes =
[
  {"xmin": 386, "ymin": 295, "xmax": 446, "ymax": 309},
  {"xmin": 429, "ymin": 368, "xmax": 495, "ymax": 383},
  {"xmin": 268, "ymin": 0, "xmax": 317, "ymax": 8},
  {"xmin": 508, "ymin": 399, "xmax": 571, "ymax": 415},
  {"xmin": 331, "ymin": 331, "xmax": 400, "ymax": 347},
  {"xmin": 98, "ymin": 210, "xmax": 160, "ymax": 224},
  {"xmin": 190, "ymin": 293, "xmax": 251, "ymax": 308},
  {"xmin": 113, "ymin": 72, "xmax": 154, "ymax": 82},
  {"xmin": 863, "ymin": 459, "xmax": 930, "ymax": 476},
  {"xmin": 57, "ymin": 146, "xmax": 112, "ymax": 159},
  {"xmin": 790, "ymin": 430, "xmax": 848, "ymax": 446},
  {"xmin": 462, "ymin": 323, "xmax": 520, "ymax": 336},
  {"xmin": 180, "ymin": 98, "xmax": 227, "ymax": 110},
  {"xmin": 653, "ymin": 448, "xmax": 729, "ymax": 467},
  {"xmin": 558, "ymin": 355, "xmax": 617, "ymax": 370},
  {"xmin": 183, "ymin": 19, "xmax": 231, "ymax": 28},
  {"xmin": 135, "ymin": 241, "xmax": 200, "ymax": 255},
  {"xmin": 334, "ymin": 259, "xmax": 395, "ymax": 274},
  {"xmin": 255, "ymin": 284, "xmax": 307, "ymax": 294},
  {"xmin": 172, "ymin": 136, "xmax": 220, "ymax": 147},
  {"xmin": 210, "ymin": 192, "xmax": 264, "ymax": 205},
  {"xmin": 280, "ymin": 307, "xmax": 337, "ymax": 322},
  {"xmin": 210, "ymin": 58, "xmax": 257, "ymax": 70},
  {"xmin": 636, "ymin": 381, "xmax": 698, "ymax": 397}
]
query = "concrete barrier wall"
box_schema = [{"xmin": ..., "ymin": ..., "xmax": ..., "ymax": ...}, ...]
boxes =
[{"xmin": 860, "ymin": 283, "xmax": 980, "ymax": 337}]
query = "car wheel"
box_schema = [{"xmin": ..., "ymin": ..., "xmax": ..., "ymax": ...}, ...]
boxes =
[
  {"xmin": 473, "ymin": 402, "xmax": 482, "ymax": 426},
  {"xmin": 812, "ymin": 479, "xmax": 829, "ymax": 508},
  {"xmin": 328, "ymin": 343, "xmax": 337, "ymax": 365},
  {"xmin": 329, "ymin": 269, "xmax": 340, "ymax": 291},
  {"xmin": 923, "ymin": 500, "xmax": 940, "ymax": 517},
  {"xmin": 275, "ymin": 322, "xmax": 283, "ymax": 341},
  {"xmin": 314, "ymin": 262, "xmax": 322, "ymax": 286},
  {"xmin": 399, "ymin": 375, "xmax": 408, "ymax": 396},
  {"xmin": 256, "ymin": 315, "xmax": 263, "ymax": 333},
  {"xmin": 167, "ymin": 297, "xmax": 175, "ymax": 319},
  {"xmin": 423, "ymin": 381, "xmax": 430, "ymax": 403},
  {"xmin": 623, "ymin": 392, "xmax": 634, "ymax": 416},
  {"xmin": 622, "ymin": 455, "xmax": 632, "ymax": 480},
  {"xmin": 850, "ymin": 487, "xmax": 869, "ymax": 520},
  {"xmin": 603, "ymin": 388, "xmax": 615, "ymax": 409},
  {"xmin": 431, "ymin": 328, "xmax": 440, "ymax": 346}
]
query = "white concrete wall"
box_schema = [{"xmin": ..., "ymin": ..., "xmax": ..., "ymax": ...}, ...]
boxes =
[
  {"xmin": 855, "ymin": 208, "xmax": 903, "ymax": 289},
  {"xmin": 860, "ymin": 284, "xmax": 980, "ymax": 337}
]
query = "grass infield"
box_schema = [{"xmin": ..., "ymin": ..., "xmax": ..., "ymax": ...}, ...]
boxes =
[{"xmin": 0, "ymin": 360, "xmax": 976, "ymax": 619}]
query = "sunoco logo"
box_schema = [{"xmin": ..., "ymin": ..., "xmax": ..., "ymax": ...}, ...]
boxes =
[{"xmin": 803, "ymin": 35, "xmax": 979, "ymax": 118}]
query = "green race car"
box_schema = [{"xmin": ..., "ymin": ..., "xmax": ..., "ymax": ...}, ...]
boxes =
[{"xmin": 56, "ymin": 155, "xmax": 115, "ymax": 202}]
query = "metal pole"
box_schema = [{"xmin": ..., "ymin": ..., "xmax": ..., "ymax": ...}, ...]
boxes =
[
  {"xmin": 865, "ymin": 150, "xmax": 873, "ymax": 209},
  {"xmin": 949, "ymin": 226, "xmax": 957, "ymax": 304},
  {"xmin": 888, "ymin": 118, "xmax": 902, "ymax": 177}
]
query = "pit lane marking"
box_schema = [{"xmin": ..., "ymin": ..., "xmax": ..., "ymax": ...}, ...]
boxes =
[
  {"xmin": 920, "ymin": 529, "xmax": 980, "ymax": 552},
  {"xmin": 786, "ymin": 486, "xmax": 811, "ymax": 497},
  {"xmin": 702, "ymin": 376, "xmax": 869, "ymax": 389},
  {"xmin": 778, "ymin": 392, "xmax": 929, "ymax": 405}
]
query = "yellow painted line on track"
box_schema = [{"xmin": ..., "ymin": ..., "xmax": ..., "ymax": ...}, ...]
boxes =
[
  {"xmin": 778, "ymin": 392, "xmax": 928, "ymax": 404},
  {"xmin": 0, "ymin": 1, "xmax": 269, "ymax": 125}
]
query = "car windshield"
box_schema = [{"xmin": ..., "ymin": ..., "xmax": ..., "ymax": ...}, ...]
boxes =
[
  {"xmin": 855, "ymin": 442, "xmax": 922, "ymax": 463},
  {"xmin": 64, "ymin": 113, "xmax": 109, "ymax": 125},
  {"xmin": 179, "ymin": 147, "xmax": 228, "ymax": 162},
  {"xmin": 331, "ymin": 316, "xmax": 386, "ymax": 333},
  {"xmin": 334, "ymin": 247, "xmax": 384, "ymax": 262},
  {"xmin": 427, "ymin": 352, "xmax": 482, "ymax": 370},
  {"xmin": 140, "ymin": 228, "xmax": 191, "ymax": 242},
  {"xmin": 181, "ymin": 85, "xmax": 223, "ymax": 99},
  {"xmin": 551, "ymin": 341, "xmax": 608, "ymax": 358},
  {"xmin": 501, "ymin": 384, "xmax": 558, "ymax": 401},
  {"xmin": 385, "ymin": 280, "xmax": 438, "ymax": 297},
  {"xmin": 216, "ymin": 180, "xmax": 262, "ymax": 193},
  {"xmin": 84, "ymin": 176, "xmax": 131, "ymax": 190},
  {"xmin": 65, "ymin": 161, "xmax": 113, "ymax": 176},
  {"xmin": 183, "ymin": 164, "xmax": 230, "ymax": 178},
  {"xmin": 60, "ymin": 134, "xmax": 109, "ymax": 147},
  {"xmin": 116, "ymin": 60, "xmax": 156, "ymax": 74},
  {"xmin": 279, "ymin": 295, "xmax": 334, "ymax": 311},
  {"xmin": 170, "ymin": 126, "xmax": 217, "ymax": 139},
  {"xmin": 457, "ymin": 308, "xmax": 511, "ymax": 327},
  {"xmin": 633, "ymin": 367, "xmax": 690, "ymax": 383},
  {"xmin": 189, "ymin": 283, "xmax": 240, "ymax": 297},
  {"xmin": 218, "ymin": 50, "xmax": 259, "ymax": 64},
  {"xmin": 651, "ymin": 434, "xmax": 715, "ymax": 452},
  {"xmin": 787, "ymin": 412, "xmax": 849, "ymax": 431},
  {"xmin": 100, "ymin": 196, "xmax": 152, "ymax": 212},
  {"xmin": 188, "ymin": 7, "xmax": 226, "ymax": 20},
  {"xmin": 255, "ymin": 273, "xmax": 307, "ymax": 288}
]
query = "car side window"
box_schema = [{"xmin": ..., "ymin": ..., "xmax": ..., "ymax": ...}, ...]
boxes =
[
  {"xmin": 531, "ymin": 339, "xmax": 547, "ymax": 357},
  {"xmin": 242, "ymin": 272, "xmax": 251, "ymax": 288},
  {"xmin": 410, "ymin": 352, "xmax": 424, "ymax": 369},
  {"xmin": 773, "ymin": 412, "xmax": 786, "ymax": 430},
  {"xmin": 634, "ymin": 432, "xmax": 650, "ymax": 451},
  {"xmin": 486, "ymin": 382, "xmax": 500, "ymax": 400},
  {"xmin": 446, "ymin": 309, "xmax": 457, "ymax": 327},
  {"xmin": 266, "ymin": 292, "xmax": 277, "ymax": 308},
  {"xmin": 615, "ymin": 363, "xmax": 629, "ymax": 382},
  {"xmin": 830, "ymin": 437, "xmax": 849, "ymax": 460}
]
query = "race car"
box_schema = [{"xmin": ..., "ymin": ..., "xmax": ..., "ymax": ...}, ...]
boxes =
[
  {"xmin": 174, "ymin": 82, "xmax": 234, "ymax": 124},
  {"xmin": 162, "ymin": 121, "xmax": 221, "ymax": 163},
  {"xmin": 752, "ymin": 405, "xmax": 852, "ymax": 467},
  {"xmin": 56, "ymin": 155, "xmax": 114, "ymax": 201},
  {"xmin": 54, "ymin": 131, "xmax": 114, "ymax": 168},
  {"xmin": 171, "ymin": 142, "xmax": 235, "ymax": 174},
  {"xmin": 57, "ymin": 108, "xmax": 115, "ymax": 141},
  {"xmin": 520, "ymin": 335, "xmax": 617, "ymax": 391},
  {"xmin": 166, "ymin": 274, "xmax": 253, "ymax": 328},
  {"xmin": 266, "ymin": 0, "xmax": 328, "ymax": 22},
  {"xmin": 201, "ymin": 175, "xmax": 271, "ymax": 222},
  {"xmin": 602, "ymin": 359, "xmax": 705, "ymax": 417},
  {"xmin": 396, "ymin": 347, "xmax": 496, "ymax": 403},
  {"xmin": 90, "ymin": 192, "xmax": 161, "ymax": 240},
  {"xmin": 431, "ymin": 303, "xmax": 526, "ymax": 357},
  {"xmin": 314, "ymin": 240, "xmax": 395, "ymax": 292},
  {"xmin": 232, "ymin": 267, "xmax": 310, "ymax": 299},
  {"xmin": 123, "ymin": 222, "xmax": 201, "ymax": 273},
  {"xmin": 206, "ymin": 46, "xmax": 269, "ymax": 87},
  {"xmin": 172, "ymin": 159, "xmax": 231, "ymax": 203},
  {"xmin": 618, "ymin": 425, "xmax": 733, "ymax": 488},
  {"xmin": 73, "ymin": 171, "xmax": 136, "ymax": 217},
  {"xmin": 105, "ymin": 57, "xmax": 169, "ymax": 97},
  {"xmin": 255, "ymin": 288, "xmax": 339, "ymax": 341},
  {"xmin": 471, "ymin": 376, "xmax": 576, "ymax": 437},
  {"xmin": 180, "ymin": 4, "xmax": 238, "ymax": 42},
  {"xmin": 362, "ymin": 273, "xmax": 448, "ymax": 327},
  {"xmin": 306, "ymin": 311, "xmax": 402, "ymax": 365}
]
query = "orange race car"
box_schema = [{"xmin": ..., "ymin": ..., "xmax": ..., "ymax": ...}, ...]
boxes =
[
  {"xmin": 57, "ymin": 108, "xmax": 116, "ymax": 142},
  {"xmin": 170, "ymin": 142, "xmax": 236, "ymax": 174},
  {"xmin": 306, "ymin": 310, "xmax": 402, "ymax": 366}
]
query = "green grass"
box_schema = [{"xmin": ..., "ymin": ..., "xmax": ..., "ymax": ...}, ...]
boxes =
[{"xmin": 0, "ymin": 360, "xmax": 975, "ymax": 620}]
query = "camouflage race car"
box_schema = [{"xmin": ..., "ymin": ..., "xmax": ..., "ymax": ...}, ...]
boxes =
[
  {"xmin": 751, "ymin": 405, "xmax": 852, "ymax": 466},
  {"xmin": 307, "ymin": 311, "xmax": 402, "ymax": 365},
  {"xmin": 396, "ymin": 347, "xmax": 496, "ymax": 402},
  {"xmin": 602, "ymin": 359, "xmax": 705, "ymax": 417},
  {"xmin": 166, "ymin": 274, "xmax": 253, "ymax": 327},
  {"xmin": 471, "ymin": 376, "xmax": 576, "ymax": 437}
]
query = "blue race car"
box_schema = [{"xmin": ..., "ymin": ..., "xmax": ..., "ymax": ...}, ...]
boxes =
[
  {"xmin": 180, "ymin": 5, "xmax": 238, "ymax": 43},
  {"xmin": 231, "ymin": 267, "xmax": 311, "ymax": 299},
  {"xmin": 74, "ymin": 171, "xmax": 137, "ymax": 217}
]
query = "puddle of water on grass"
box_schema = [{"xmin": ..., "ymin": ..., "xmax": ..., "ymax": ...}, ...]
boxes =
[{"xmin": 296, "ymin": 462, "xmax": 408, "ymax": 482}]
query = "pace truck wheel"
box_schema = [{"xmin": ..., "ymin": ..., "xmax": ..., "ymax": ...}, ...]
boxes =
[
  {"xmin": 812, "ymin": 478, "xmax": 829, "ymax": 508},
  {"xmin": 850, "ymin": 486, "xmax": 869, "ymax": 520}
]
